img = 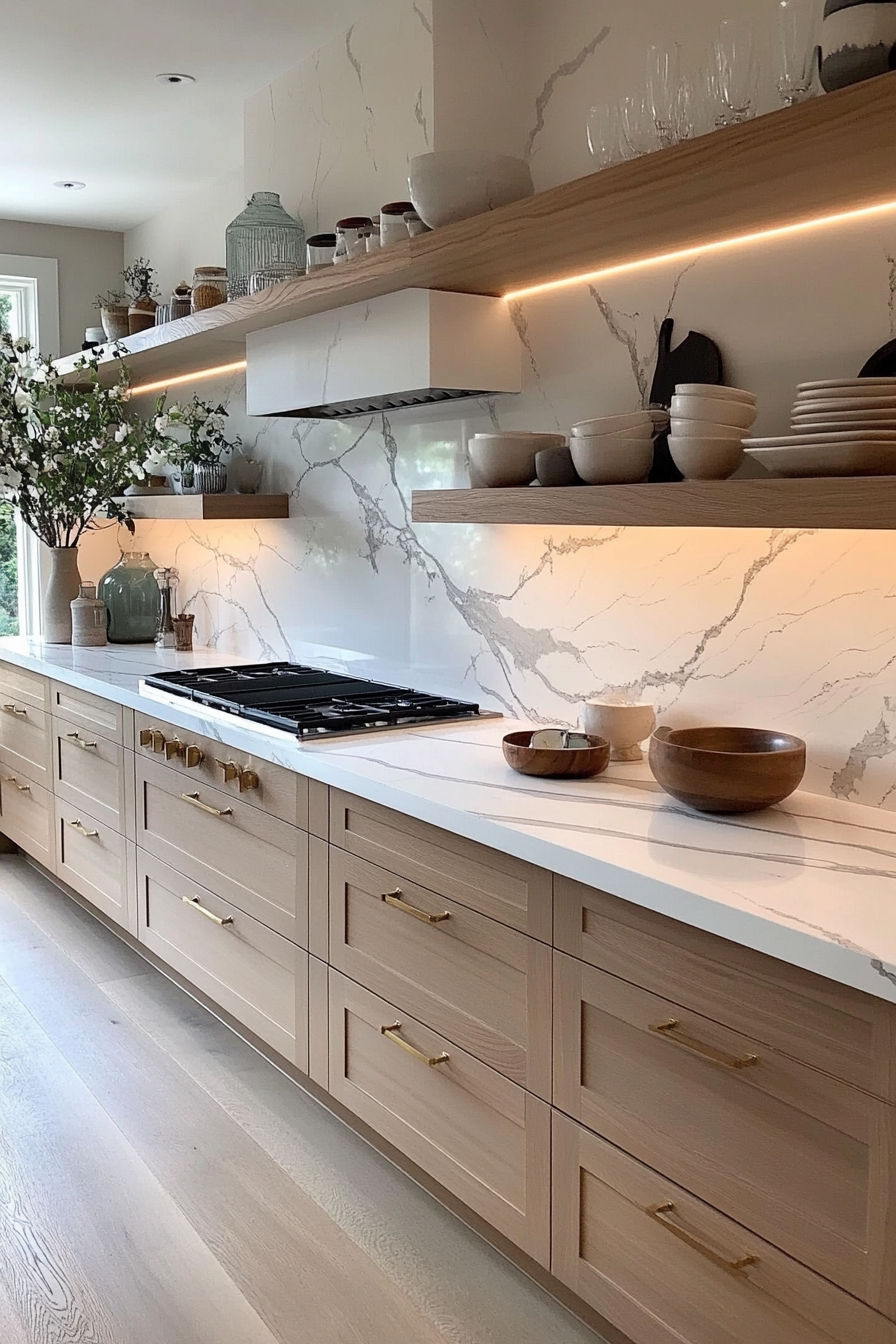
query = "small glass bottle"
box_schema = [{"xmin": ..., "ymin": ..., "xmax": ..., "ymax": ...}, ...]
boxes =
[
  {"xmin": 98, "ymin": 553, "xmax": 162, "ymax": 644},
  {"xmin": 155, "ymin": 568, "xmax": 179, "ymax": 649},
  {"xmin": 70, "ymin": 583, "xmax": 107, "ymax": 648}
]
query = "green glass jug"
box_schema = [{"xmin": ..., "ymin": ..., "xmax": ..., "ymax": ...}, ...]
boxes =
[{"xmin": 98, "ymin": 552, "xmax": 161, "ymax": 644}]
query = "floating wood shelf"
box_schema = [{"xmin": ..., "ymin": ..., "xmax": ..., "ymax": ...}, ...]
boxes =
[
  {"xmin": 114, "ymin": 494, "xmax": 289, "ymax": 520},
  {"xmin": 411, "ymin": 479, "xmax": 896, "ymax": 530},
  {"xmin": 57, "ymin": 72, "xmax": 896, "ymax": 391}
]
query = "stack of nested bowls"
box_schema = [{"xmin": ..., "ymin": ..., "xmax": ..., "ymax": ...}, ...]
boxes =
[
  {"xmin": 668, "ymin": 384, "xmax": 758, "ymax": 480},
  {"xmin": 568, "ymin": 412, "xmax": 655, "ymax": 484},
  {"xmin": 468, "ymin": 432, "xmax": 567, "ymax": 487}
]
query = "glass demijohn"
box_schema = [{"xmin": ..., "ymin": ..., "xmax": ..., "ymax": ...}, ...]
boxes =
[{"xmin": 225, "ymin": 192, "xmax": 306, "ymax": 300}]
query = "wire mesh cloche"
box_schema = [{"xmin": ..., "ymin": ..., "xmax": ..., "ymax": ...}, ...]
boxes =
[{"xmin": 225, "ymin": 192, "xmax": 306, "ymax": 299}]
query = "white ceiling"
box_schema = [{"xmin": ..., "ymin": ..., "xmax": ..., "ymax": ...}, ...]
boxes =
[{"xmin": 1, "ymin": 0, "xmax": 374, "ymax": 233}]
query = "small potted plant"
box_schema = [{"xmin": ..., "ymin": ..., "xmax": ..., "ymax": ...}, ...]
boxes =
[
  {"xmin": 122, "ymin": 257, "xmax": 160, "ymax": 334},
  {"xmin": 154, "ymin": 395, "xmax": 240, "ymax": 493},
  {"xmin": 95, "ymin": 289, "xmax": 129, "ymax": 341}
]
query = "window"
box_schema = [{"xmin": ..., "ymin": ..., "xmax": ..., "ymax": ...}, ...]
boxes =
[{"xmin": 0, "ymin": 254, "xmax": 60, "ymax": 637}]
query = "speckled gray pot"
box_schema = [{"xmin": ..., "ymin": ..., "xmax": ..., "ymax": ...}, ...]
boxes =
[{"xmin": 821, "ymin": 0, "xmax": 896, "ymax": 91}]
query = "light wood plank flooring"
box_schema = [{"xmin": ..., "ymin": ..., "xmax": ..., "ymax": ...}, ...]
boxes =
[{"xmin": 0, "ymin": 854, "xmax": 605, "ymax": 1344}]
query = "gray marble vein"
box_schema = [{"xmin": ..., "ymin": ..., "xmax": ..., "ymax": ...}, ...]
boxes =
[
  {"xmin": 524, "ymin": 27, "xmax": 611, "ymax": 160},
  {"xmin": 832, "ymin": 699, "xmax": 896, "ymax": 800}
]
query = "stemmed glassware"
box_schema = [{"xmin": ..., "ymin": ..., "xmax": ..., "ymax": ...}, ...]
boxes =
[
  {"xmin": 713, "ymin": 17, "xmax": 758, "ymax": 125},
  {"xmin": 776, "ymin": 0, "xmax": 820, "ymax": 105},
  {"xmin": 646, "ymin": 45, "xmax": 689, "ymax": 148},
  {"xmin": 586, "ymin": 103, "xmax": 627, "ymax": 169}
]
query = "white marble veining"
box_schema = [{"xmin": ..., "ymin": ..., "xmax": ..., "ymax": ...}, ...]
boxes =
[{"xmin": 6, "ymin": 636, "xmax": 896, "ymax": 1006}]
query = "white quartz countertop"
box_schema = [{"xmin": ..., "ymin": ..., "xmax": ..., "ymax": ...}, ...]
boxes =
[{"xmin": 4, "ymin": 636, "xmax": 896, "ymax": 1005}]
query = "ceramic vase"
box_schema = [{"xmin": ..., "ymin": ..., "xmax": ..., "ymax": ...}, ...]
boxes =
[
  {"xmin": 100, "ymin": 305, "xmax": 129, "ymax": 341},
  {"xmin": 44, "ymin": 547, "xmax": 82, "ymax": 644},
  {"xmin": 821, "ymin": 0, "xmax": 896, "ymax": 90}
]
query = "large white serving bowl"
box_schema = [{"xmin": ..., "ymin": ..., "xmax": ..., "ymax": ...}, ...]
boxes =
[
  {"xmin": 469, "ymin": 433, "xmax": 564, "ymax": 487},
  {"xmin": 570, "ymin": 436, "xmax": 654, "ymax": 484},
  {"xmin": 668, "ymin": 436, "xmax": 745, "ymax": 480},
  {"xmin": 408, "ymin": 151, "xmax": 534, "ymax": 229},
  {"xmin": 671, "ymin": 394, "xmax": 757, "ymax": 430},
  {"xmin": 571, "ymin": 411, "xmax": 652, "ymax": 436},
  {"xmin": 674, "ymin": 383, "xmax": 758, "ymax": 406},
  {"xmin": 669, "ymin": 418, "xmax": 745, "ymax": 441}
]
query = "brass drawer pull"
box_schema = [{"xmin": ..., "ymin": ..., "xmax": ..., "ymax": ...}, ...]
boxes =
[
  {"xmin": 381, "ymin": 889, "xmax": 450, "ymax": 924},
  {"xmin": 180, "ymin": 791, "xmax": 233, "ymax": 818},
  {"xmin": 380, "ymin": 1023, "xmax": 449, "ymax": 1067},
  {"xmin": 646, "ymin": 1202, "xmax": 758, "ymax": 1276},
  {"xmin": 4, "ymin": 775, "xmax": 31, "ymax": 793},
  {"xmin": 2, "ymin": 703, "xmax": 27, "ymax": 717},
  {"xmin": 65, "ymin": 732, "xmax": 98, "ymax": 750},
  {"xmin": 649, "ymin": 1018, "xmax": 759, "ymax": 1070},
  {"xmin": 182, "ymin": 895, "xmax": 234, "ymax": 927},
  {"xmin": 66, "ymin": 819, "xmax": 99, "ymax": 838}
]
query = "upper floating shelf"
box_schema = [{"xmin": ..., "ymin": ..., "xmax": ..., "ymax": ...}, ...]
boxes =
[
  {"xmin": 113, "ymin": 494, "xmax": 289, "ymax": 520},
  {"xmin": 57, "ymin": 71, "xmax": 896, "ymax": 390}
]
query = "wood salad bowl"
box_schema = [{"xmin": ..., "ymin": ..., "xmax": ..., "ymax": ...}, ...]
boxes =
[
  {"xmin": 649, "ymin": 726, "xmax": 806, "ymax": 814},
  {"xmin": 502, "ymin": 730, "xmax": 610, "ymax": 779}
]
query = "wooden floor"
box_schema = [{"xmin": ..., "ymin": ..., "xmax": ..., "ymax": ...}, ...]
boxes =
[{"xmin": 0, "ymin": 854, "xmax": 604, "ymax": 1344}]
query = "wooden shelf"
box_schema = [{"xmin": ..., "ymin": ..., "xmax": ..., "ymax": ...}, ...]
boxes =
[
  {"xmin": 57, "ymin": 72, "xmax": 896, "ymax": 391},
  {"xmin": 411, "ymin": 479, "xmax": 896, "ymax": 529},
  {"xmin": 114, "ymin": 494, "xmax": 289, "ymax": 520}
]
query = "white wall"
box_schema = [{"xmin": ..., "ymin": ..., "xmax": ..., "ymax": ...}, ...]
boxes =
[
  {"xmin": 124, "ymin": 167, "xmax": 245, "ymax": 300},
  {"xmin": 0, "ymin": 218, "xmax": 123, "ymax": 357}
]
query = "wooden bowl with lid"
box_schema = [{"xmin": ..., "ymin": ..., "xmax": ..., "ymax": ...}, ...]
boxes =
[{"xmin": 648, "ymin": 726, "xmax": 806, "ymax": 814}]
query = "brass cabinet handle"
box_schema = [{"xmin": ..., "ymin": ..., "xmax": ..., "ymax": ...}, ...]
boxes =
[
  {"xmin": 215, "ymin": 759, "xmax": 240, "ymax": 784},
  {"xmin": 165, "ymin": 738, "xmax": 185, "ymax": 761},
  {"xmin": 180, "ymin": 791, "xmax": 233, "ymax": 818},
  {"xmin": 381, "ymin": 889, "xmax": 450, "ymax": 924},
  {"xmin": 238, "ymin": 768, "xmax": 259, "ymax": 792},
  {"xmin": 182, "ymin": 895, "xmax": 233, "ymax": 926},
  {"xmin": 649, "ymin": 1018, "xmax": 759, "ymax": 1071},
  {"xmin": 66, "ymin": 818, "xmax": 99, "ymax": 838},
  {"xmin": 65, "ymin": 731, "xmax": 98, "ymax": 750},
  {"xmin": 646, "ymin": 1202, "xmax": 758, "ymax": 1276},
  {"xmin": 2, "ymin": 703, "xmax": 27, "ymax": 717},
  {"xmin": 10, "ymin": 779, "xmax": 31, "ymax": 793},
  {"xmin": 184, "ymin": 745, "xmax": 204, "ymax": 769},
  {"xmin": 380, "ymin": 1023, "xmax": 449, "ymax": 1067}
]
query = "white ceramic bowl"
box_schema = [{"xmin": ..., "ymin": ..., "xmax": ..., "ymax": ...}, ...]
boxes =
[
  {"xmin": 669, "ymin": 418, "xmax": 745, "ymax": 441},
  {"xmin": 668, "ymin": 437, "xmax": 745, "ymax": 480},
  {"xmin": 574, "ymin": 431, "xmax": 654, "ymax": 451},
  {"xmin": 571, "ymin": 424, "xmax": 652, "ymax": 442},
  {"xmin": 408, "ymin": 151, "xmax": 534, "ymax": 229},
  {"xmin": 674, "ymin": 383, "xmax": 758, "ymax": 406},
  {"xmin": 571, "ymin": 412, "xmax": 652, "ymax": 436},
  {"xmin": 670, "ymin": 394, "xmax": 757, "ymax": 430},
  {"xmin": 469, "ymin": 435, "xmax": 549, "ymax": 487},
  {"xmin": 570, "ymin": 436, "xmax": 654, "ymax": 485}
]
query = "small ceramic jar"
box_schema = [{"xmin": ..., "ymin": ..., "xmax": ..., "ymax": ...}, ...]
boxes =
[
  {"xmin": 191, "ymin": 266, "xmax": 228, "ymax": 311},
  {"xmin": 70, "ymin": 583, "xmax": 107, "ymax": 648},
  {"xmin": 306, "ymin": 233, "xmax": 337, "ymax": 270},
  {"xmin": 380, "ymin": 201, "xmax": 414, "ymax": 247},
  {"xmin": 334, "ymin": 217, "xmax": 373, "ymax": 263},
  {"xmin": 580, "ymin": 699, "xmax": 657, "ymax": 762},
  {"xmin": 170, "ymin": 282, "xmax": 192, "ymax": 319},
  {"xmin": 403, "ymin": 209, "xmax": 430, "ymax": 237}
]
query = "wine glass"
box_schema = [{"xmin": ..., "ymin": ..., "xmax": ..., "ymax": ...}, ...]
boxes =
[
  {"xmin": 620, "ymin": 93, "xmax": 657, "ymax": 159},
  {"xmin": 586, "ymin": 103, "xmax": 626, "ymax": 168},
  {"xmin": 713, "ymin": 17, "xmax": 758, "ymax": 124},
  {"xmin": 646, "ymin": 45, "xmax": 683, "ymax": 148},
  {"xmin": 776, "ymin": 0, "xmax": 820, "ymax": 105}
]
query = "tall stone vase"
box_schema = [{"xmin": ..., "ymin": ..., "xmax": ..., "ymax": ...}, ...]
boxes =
[{"xmin": 44, "ymin": 547, "xmax": 82, "ymax": 644}]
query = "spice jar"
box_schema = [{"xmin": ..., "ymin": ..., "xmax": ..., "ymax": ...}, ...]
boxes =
[
  {"xmin": 170, "ymin": 281, "xmax": 192, "ymax": 319},
  {"xmin": 380, "ymin": 201, "xmax": 414, "ymax": 248},
  {"xmin": 404, "ymin": 209, "xmax": 430, "ymax": 238},
  {"xmin": 333, "ymin": 217, "xmax": 373, "ymax": 264},
  {"xmin": 306, "ymin": 233, "xmax": 337, "ymax": 270},
  {"xmin": 191, "ymin": 267, "xmax": 228, "ymax": 312}
]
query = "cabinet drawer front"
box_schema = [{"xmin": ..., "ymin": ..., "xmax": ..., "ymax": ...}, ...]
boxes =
[
  {"xmin": 0, "ymin": 770, "xmax": 54, "ymax": 868},
  {"xmin": 328, "ymin": 849, "xmax": 551, "ymax": 1097},
  {"xmin": 552, "ymin": 1114, "xmax": 896, "ymax": 1344},
  {"xmin": 329, "ymin": 789, "xmax": 552, "ymax": 941},
  {"xmin": 54, "ymin": 716, "xmax": 129, "ymax": 835},
  {"xmin": 0, "ymin": 664, "xmax": 48, "ymax": 711},
  {"xmin": 327, "ymin": 970, "xmax": 550, "ymax": 1264},
  {"xmin": 0, "ymin": 700, "xmax": 50, "ymax": 785},
  {"xmin": 51, "ymin": 681, "xmax": 131, "ymax": 746},
  {"xmin": 554, "ymin": 952, "xmax": 893, "ymax": 1309},
  {"xmin": 554, "ymin": 875, "xmax": 890, "ymax": 1100},
  {"xmin": 136, "ymin": 755, "xmax": 308, "ymax": 946},
  {"xmin": 55, "ymin": 801, "xmax": 135, "ymax": 934},
  {"xmin": 137, "ymin": 851, "xmax": 308, "ymax": 1069},
  {"xmin": 134, "ymin": 710, "xmax": 307, "ymax": 827}
]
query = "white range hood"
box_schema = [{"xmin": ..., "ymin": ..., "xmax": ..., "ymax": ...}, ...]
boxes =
[{"xmin": 245, "ymin": 287, "xmax": 521, "ymax": 419}]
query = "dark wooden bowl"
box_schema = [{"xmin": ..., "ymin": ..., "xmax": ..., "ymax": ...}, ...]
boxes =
[
  {"xmin": 649, "ymin": 726, "xmax": 806, "ymax": 814},
  {"xmin": 502, "ymin": 730, "xmax": 611, "ymax": 779}
]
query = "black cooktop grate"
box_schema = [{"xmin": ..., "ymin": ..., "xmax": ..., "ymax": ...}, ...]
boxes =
[{"xmin": 143, "ymin": 662, "xmax": 489, "ymax": 738}]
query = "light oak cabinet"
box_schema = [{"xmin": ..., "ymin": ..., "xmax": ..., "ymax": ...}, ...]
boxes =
[
  {"xmin": 0, "ymin": 695, "xmax": 52, "ymax": 786},
  {"xmin": 0, "ymin": 767, "xmax": 55, "ymax": 869},
  {"xmin": 54, "ymin": 799, "xmax": 136, "ymax": 935},
  {"xmin": 53, "ymin": 714, "xmax": 134, "ymax": 838},
  {"xmin": 51, "ymin": 680, "xmax": 133, "ymax": 747}
]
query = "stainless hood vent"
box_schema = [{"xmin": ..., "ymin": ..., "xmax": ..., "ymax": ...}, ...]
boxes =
[{"xmin": 245, "ymin": 288, "xmax": 522, "ymax": 420}]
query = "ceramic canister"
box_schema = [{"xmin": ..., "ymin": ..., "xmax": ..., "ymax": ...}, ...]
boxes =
[
  {"xmin": 820, "ymin": 0, "xmax": 896, "ymax": 90},
  {"xmin": 580, "ymin": 699, "xmax": 657, "ymax": 762}
]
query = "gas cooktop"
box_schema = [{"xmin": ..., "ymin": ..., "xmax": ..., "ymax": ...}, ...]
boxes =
[{"xmin": 143, "ymin": 662, "xmax": 498, "ymax": 739}]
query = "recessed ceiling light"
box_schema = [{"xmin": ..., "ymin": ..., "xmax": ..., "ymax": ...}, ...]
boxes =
[
  {"xmin": 155, "ymin": 72, "xmax": 196, "ymax": 85},
  {"xmin": 53, "ymin": 180, "xmax": 86, "ymax": 190}
]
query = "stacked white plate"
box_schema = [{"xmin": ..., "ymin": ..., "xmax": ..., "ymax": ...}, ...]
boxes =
[{"xmin": 744, "ymin": 378, "xmax": 896, "ymax": 477}]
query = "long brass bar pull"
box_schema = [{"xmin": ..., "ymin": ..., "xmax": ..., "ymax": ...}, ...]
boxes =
[
  {"xmin": 180, "ymin": 792, "xmax": 233, "ymax": 818},
  {"xmin": 646, "ymin": 1202, "xmax": 758, "ymax": 1276},
  {"xmin": 182, "ymin": 895, "xmax": 233, "ymax": 926},
  {"xmin": 66, "ymin": 819, "xmax": 99, "ymax": 838},
  {"xmin": 65, "ymin": 732, "xmax": 98, "ymax": 750},
  {"xmin": 649, "ymin": 1018, "xmax": 759, "ymax": 1070},
  {"xmin": 380, "ymin": 1023, "xmax": 449, "ymax": 1067},
  {"xmin": 381, "ymin": 890, "xmax": 450, "ymax": 924},
  {"xmin": 2, "ymin": 703, "xmax": 26, "ymax": 716},
  {"xmin": 11, "ymin": 780, "xmax": 30, "ymax": 793}
]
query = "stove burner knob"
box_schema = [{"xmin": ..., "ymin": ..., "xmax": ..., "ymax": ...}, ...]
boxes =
[
  {"xmin": 215, "ymin": 759, "xmax": 240, "ymax": 784},
  {"xmin": 140, "ymin": 728, "xmax": 167, "ymax": 753},
  {"xmin": 165, "ymin": 738, "xmax": 186, "ymax": 761},
  {"xmin": 184, "ymin": 745, "xmax": 204, "ymax": 769},
  {"xmin": 238, "ymin": 768, "xmax": 259, "ymax": 793}
]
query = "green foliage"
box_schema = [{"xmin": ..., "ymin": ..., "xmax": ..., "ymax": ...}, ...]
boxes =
[
  {"xmin": 0, "ymin": 294, "xmax": 11, "ymax": 333},
  {"xmin": 0, "ymin": 501, "xmax": 18, "ymax": 635}
]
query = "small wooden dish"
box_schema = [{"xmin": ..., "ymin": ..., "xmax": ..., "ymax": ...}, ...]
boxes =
[
  {"xmin": 649, "ymin": 726, "xmax": 806, "ymax": 814},
  {"xmin": 502, "ymin": 730, "xmax": 610, "ymax": 779}
]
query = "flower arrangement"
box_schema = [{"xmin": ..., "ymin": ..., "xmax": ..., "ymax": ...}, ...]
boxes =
[
  {"xmin": 137, "ymin": 395, "xmax": 241, "ymax": 492},
  {"xmin": 0, "ymin": 336, "xmax": 137, "ymax": 547},
  {"xmin": 121, "ymin": 257, "xmax": 160, "ymax": 307}
]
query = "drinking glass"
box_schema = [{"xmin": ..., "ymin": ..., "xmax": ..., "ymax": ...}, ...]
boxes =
[
  {"xmin": 586, "ymin": 103, "xmax": 626, "ymax": 168},
  {"xmin": 713, "ymin": 17, "xmax": 758, "ymax": 124},
  {"xmin": 776, "ymin": 0, "xmax": 820, "ymax": 105},
  {"xmin": 646, "ymin": 45, "xmax": 683, "ymax": 148},
  {"xmin": 620, "ymin": 93, "xmax": 657, "ymax": 159}
]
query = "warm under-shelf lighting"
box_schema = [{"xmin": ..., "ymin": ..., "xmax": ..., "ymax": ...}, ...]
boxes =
[
  {"xmin": 128, "ymin": 360, "xmax": 248, "ymax": 398},
  {"xmin": 503, "ymin": 199, "xmax": 896, "ymax": 302}
]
